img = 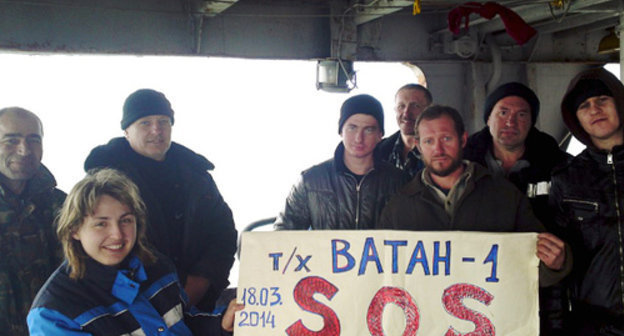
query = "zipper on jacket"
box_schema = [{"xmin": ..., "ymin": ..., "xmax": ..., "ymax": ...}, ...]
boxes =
[
  {"xmin": 353, "ymin": 169, "xmax": 373, "ymax": 229},
  {"xmin": 561, "ymin": 199, "xmax": 599, "ymax": 214},
  {"xmin": 355, "ymin": 182, "xmax": 361, "ymax": 229},
  {"xmin": 608, "ymin": 152, "xmax": 624, "ymax": 309}
]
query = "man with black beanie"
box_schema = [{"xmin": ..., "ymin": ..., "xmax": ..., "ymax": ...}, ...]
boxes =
[
  {"xmin": 465, "ymin": 82, "xmax": 570, "ymax": 226},
  {"xmin": 464, "ymin": 82, "xmax": 571, "ymax": 336},
  {"xmin": 275, "ymin": 94, "xmax": 407, "ymax": 230},
  {"xmin": 83, "ymin": 88, "xmax": 237, "ymax": 313}
]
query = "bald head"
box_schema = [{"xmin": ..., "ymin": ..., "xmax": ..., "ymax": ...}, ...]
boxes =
[
  {"xmin": 0, "ymin": 107, "xmax": 43, "ymax": 135},
  {"xmin": 0, "ymin": 107, "xmax": 44, "ymax": 194}
]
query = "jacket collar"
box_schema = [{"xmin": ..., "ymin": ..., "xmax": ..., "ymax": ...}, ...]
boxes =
[
  {"xmin": 467, "ymin": 126, "xmax": 564, "ymax": 169},
  {"xmin": 84, "ymin": 137, "xmax": 215, "ymax": 172},
  {"xmin": 583, "ymin": 143, "xmax": 624, "ymax": 165},
  {"xmin": 82, "ymin": 255, "xmax": 148, "ymax": 304},
  {"xmin": 0, "ymin": 164, "xmax": 58, "ymax": 200},
  {"xmin": 333, "ymin": 142, "xmax": 382, "ymax": 174},
  {"xmin": 404, "ymin": 161, "xmax": 488, "ymax": 196}
]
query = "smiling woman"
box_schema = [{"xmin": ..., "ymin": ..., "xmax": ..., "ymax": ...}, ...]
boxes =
[
  {"xmin": 27, "ymin": 168, "xmax": 243, "ymax": 335},
  {"xmin": 71, "ymin": 194, "xmax": 138, "ymax": 268}
]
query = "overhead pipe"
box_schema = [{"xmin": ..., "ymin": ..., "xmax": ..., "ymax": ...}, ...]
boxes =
[
  {"xmin": 352, "ymin": 0, "xmax": 413, "ymax": 25},
  {"xmin": 485, "ymin": 34, "xmax": 502, "ymax": 93},
  {"xmin": 199, "ymin": 0, "xmax": 238, "ymax": 16}
]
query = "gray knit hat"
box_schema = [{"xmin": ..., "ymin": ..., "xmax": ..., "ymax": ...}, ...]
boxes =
[{"xmin": 121, "ymin": 89, "xmax": 175, "ymax": 130}]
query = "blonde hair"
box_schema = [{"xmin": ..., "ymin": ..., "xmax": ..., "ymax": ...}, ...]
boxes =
[{"xmin": 56, "ymin": 168, "xmax": 155, "ymax": 279}]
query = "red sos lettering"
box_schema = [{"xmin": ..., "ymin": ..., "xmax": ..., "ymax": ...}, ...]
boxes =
[
  {"xmin": 288, "ymin": 277, "xmax": 495, "ymax": 335},
  {"xmin": 367, "ymin": 286, "xmax": 419, "ymax": 336},
  {"xmin": 442, "ymin": 283, "xmax": 495, "ymax": 336},
  {"xmin": 286, "ymin": 276, "xmax": 340, "ymax": 336}
]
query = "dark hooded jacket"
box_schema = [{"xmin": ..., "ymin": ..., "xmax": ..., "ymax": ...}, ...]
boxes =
[
  {"xmin": 84, "ymin": 138, "xmax": 237, "ymax": 312},
  {"xmin": 551, "ymin": 67, "xmax": 624, "ymax": 334},
  {"xmin": 274, "ymin": 143, "xmax": 408, "ymax": 230}
]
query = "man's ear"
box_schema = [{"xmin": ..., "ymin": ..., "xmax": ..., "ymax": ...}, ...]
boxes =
[
  {"xmin": 461, "ymin": 131, "xmax": 468, "ymax": 149},
  {"xmin": 123, "ymin": 129, "xmax": 129, "ymax": 139},
  {"xmin": 415, "ymin": 139, "xmax": 421, "ymax": 152}
]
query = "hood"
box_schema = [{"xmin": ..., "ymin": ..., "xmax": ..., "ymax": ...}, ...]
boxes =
[{"xmin": 561, "ymin": 67, "xmax": 624, "ymax": 148}]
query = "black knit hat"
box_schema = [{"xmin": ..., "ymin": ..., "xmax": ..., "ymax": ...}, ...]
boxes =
[
  {"xmin": 338, "ymin": 94, "xmax": 384, "ymax": 135},
  {"xmin": 121, "ymin": 89, "xmax": 175, "ymax": 130},
  {"xmin": 567, "ymin": 79, "xmax": 613, "ymax": 113},
  {"xmin": 483, "ymin": 82, "xmax": 540, "ymax": 126}
]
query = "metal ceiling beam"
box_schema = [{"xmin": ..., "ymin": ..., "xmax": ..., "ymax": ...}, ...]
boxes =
[
  {"xmin": 200, "ymin": 0, "xmax": 238, "ymax": 16},
  {"xmin": 352, "ymin": 0, "xmax": 413, "ymax": 25},
  {"xmin": 533, "ymin": 12, "xmax": 619, "ymax": 35},
  {"xmin": 432, "ymin": 0, "xmax": 614, "ymax": 35},
  {"xmin": 472, "ymin": 0, "xmax": 616, "ymax": 35}
]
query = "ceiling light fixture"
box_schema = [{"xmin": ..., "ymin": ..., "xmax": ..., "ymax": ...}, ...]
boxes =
[
  {"xmin": 316, "ymin": 58, "xmax": 356, "ymax": 93},
  {"xmin": 598, "ymin": 28, "xmax": 620, "ymax": 55}
]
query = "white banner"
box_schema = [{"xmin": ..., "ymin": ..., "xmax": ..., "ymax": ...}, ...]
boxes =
[{"xmin": 236, "ymin": 230, "xmax": 539, "ymax": 336}]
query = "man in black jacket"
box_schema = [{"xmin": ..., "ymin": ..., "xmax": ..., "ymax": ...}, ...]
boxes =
[
  {"xmin": 376, "ymin": 84, "xmax": 432, "ymax": 178},
  {"xmin": 465, "ymin": 82, "xmax": 570, "ymax": 227},
  {"xmin": 84, "ymin": 89, "xmax": 237, "ymax": 312},
  {"xmin": 464, "ymin": 82, "xmax": 570, "ymax": 335},
  {"xmin": 275, "ymin": 94, "xmax": 406, "ymax": 230},
  {"xmin": 551, "ymin": 67, "xmax": 624, "ymax": 335}
]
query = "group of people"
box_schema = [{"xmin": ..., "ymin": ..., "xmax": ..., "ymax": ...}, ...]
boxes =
[
  {"xmin": 276, "ymin": 67, "xmax": 624, "ymax": 335},
  {"xmin": 1, "ymin": 89, "xmax": 241, "ymax": 335},
  {"xmin": 1, "ymin": 66, "xmax": 622, "ymax": 335}
]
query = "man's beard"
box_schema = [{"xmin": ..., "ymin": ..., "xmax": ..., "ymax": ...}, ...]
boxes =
[{"xmin": 427, "ymin": 153, "xmax": 463, "ymax": 177}]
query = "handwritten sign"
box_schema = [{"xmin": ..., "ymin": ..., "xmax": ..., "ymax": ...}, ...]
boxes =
[{"xmin": 236, "ymin": 230, "xmax": 539, "ymax": 335}]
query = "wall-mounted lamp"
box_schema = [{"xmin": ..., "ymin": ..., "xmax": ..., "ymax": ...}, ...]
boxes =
[
  {"xmin": 598, "ymin": 28, "xmax": 620, "ymax": 55},
  {"xmin": 316, "ymin": 59, "xmax": 356, "ymax": 93}
]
